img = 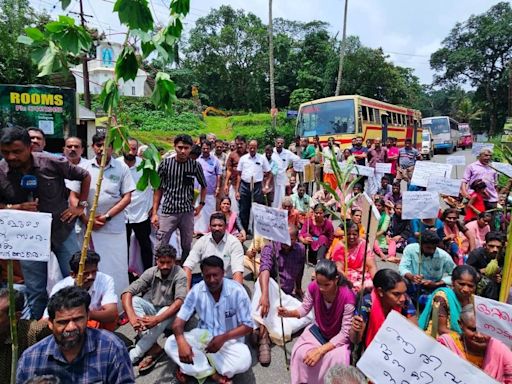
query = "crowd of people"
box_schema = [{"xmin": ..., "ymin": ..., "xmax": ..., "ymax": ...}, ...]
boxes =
[{"xmin": 0, "ymin": 126, "xmax": 511, "ymax": 384}]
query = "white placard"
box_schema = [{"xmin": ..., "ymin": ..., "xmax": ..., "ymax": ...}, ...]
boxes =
[
  {"xmin": 410, "ymin": 161, "xmax": 453, "ymax": 188},
  {"xmin": 491, "ymin": 162, "xmax": 512, "ymax": 178},
  {"xmin": 472, "ymin": 142, "xmax": 494, "ymax": 156},
  {"xmin": 351, "ymin": 164, "xmax": 375, "ymax": 177},
  {"xmin": 402, "ymin": 191, "xmax": 440, "ymax": 220},
  {"xmin": 359, "ymin": 192, "xmax": 381, "ymax": 247},
  {"xmin": 375, "ymin": 163, "xmax": 392, "ymax": 174},
  {"xmin": 427, "ymin": 177, "xmax": 462, "ymax": 197},
  {"xmin": 252, "ymin": 203, "xmax": 290, "ymax": 245},
  {"xmin": 474, "ymin": 295, "xmax": 512, "ymax": 347},
  {"xmin": 445, "ymin": 156, "xmax": 466, "ymax": 166},
  {"xmin": 0, "ymin": 210, "xmax": 52, "ymax": 262},
  {"xmin": 357, "ymin": 311, "xmax": 499, "ymax": 384},
  {"xmin": 292, "ymin": 159, "xmax": 310, "ymax": 172}
]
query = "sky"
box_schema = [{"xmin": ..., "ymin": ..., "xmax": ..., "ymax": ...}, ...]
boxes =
[{"xmin": 31, "ymin": 0, "xmax": 501, "ymax": 86}]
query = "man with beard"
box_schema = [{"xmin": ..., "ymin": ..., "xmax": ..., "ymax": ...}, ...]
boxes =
[
  {"xmin": 28, "ymin": 127, "xmax": 47, "ymax": 153},
  {"xmin": 223, "ymin": 135, "xmax": 247, "ymax": 214},
  {"xmin": 16, "ymin": 286, "xmax": 135, "ymax": 384},
  {"xmin": 165, "ymin": 256, "xmax": 253, "ymax": 384},
  {"xmin": 350, "ymin": 136, "xmax": 368, "ymax": 166},
  {"xmin": 399, "ymin": 231, "xmax": 456, "ymax": 303},
  {"xmin": 184, "ymin": 212, "xmax": 244, "ymax": 289},
  {"xmin": 462, "ymin": 148, "xmax": 498, "ymax": 212},
  {"xmin": 42, "ymin": 250, "xmax": 118, "ymax": 330},
  {"xmin": 122, "ymin": 245, "xmax": 187, "ymax": 373},
  {"xmin": 467, "ymin": 231, "xmax": 503, "ymax": 274},
  {"xmin": 121, "ymin": 138, "xmax": 154, "ymax": 271},
  {"xmin": 397, "ymin": 138, "xmax": 421, "ymax": 184},
  {"xmin": 0, "ymin": 127, "xmax": 91, "ymax": 319},
  {"xmin": 62, "ymin": 137, "xmax": 86, "ymax": 166}
]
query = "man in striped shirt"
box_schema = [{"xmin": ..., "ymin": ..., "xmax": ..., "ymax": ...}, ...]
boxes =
[{"xmin": 152, "ymin": 134, "xmax": 207, "ymax": 262}]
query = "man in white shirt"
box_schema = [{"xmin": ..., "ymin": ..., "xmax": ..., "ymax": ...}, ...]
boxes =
[
  {"xmin": 120, "ymin": 138, "xmax": 154, "ymax": 271},
  {"xmin": 42, "ymin": 250, "xmax": 118, "ymax": 330},
  {"xmin": 322, "ymin": 137, "xmax": 341, "ymax": 190},
  {"xmin": 235, "ymin": 139, "xmax": 271, "ymax": 232},
  {"xmin": 272, "ymin": 137, "xmax": 298, "ymax": 208},
  {"xmin": 184, "ymin": 212, "xmax": 244, "ymax": 289}
]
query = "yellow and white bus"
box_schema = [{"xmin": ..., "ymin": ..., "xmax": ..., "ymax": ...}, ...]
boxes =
[{"xmin": 296, "ymin": 95, "xmax": 423, "ymax": 148}]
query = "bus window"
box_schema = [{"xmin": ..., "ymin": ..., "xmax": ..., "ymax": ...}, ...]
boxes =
[
  {"xmin": 297, "ymin": 99, "xmax": 356, "ymax": 137},
  {"xmin": 375, "ymin": 110, "xmax": 381, "ymax": 124},
  {"xmin": 362, "ymin": 106, "xmax": 369, "ymax": 121}
]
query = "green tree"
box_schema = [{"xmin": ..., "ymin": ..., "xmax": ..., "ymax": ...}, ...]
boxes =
[{"xmin": 430, "ymin": 2, "xmax": 512, "ymax": 135}]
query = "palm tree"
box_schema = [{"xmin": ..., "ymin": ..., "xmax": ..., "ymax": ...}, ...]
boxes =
[{"xmin": 455, "ymin": 97, "xmax": 483, "ymax": 123}]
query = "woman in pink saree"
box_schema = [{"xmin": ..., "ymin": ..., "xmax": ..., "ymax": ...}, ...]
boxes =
[{"xmin": 219, "ymin": 197, "xmax": 246, "ymax": 243}]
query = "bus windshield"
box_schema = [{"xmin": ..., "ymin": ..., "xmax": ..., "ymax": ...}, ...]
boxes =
[
  {"xmin": 459, "ymin": 124, "xmax": 471, "ymax": 136},
  {"xmin": 297, "ymin": 99, "xmax": 355, "ymax": 137},
  {"xmin": 423, "ymin": 117, "xmax": 449, "ymax": 135},
  {"xmin": 422, "ymin": 131, "xmax": 430, "ymax": 141}
]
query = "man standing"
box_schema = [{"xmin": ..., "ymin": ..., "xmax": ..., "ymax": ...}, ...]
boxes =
[
  {"xmin": 63, "ymin": 137, "xmax": 86, "ymax": 166},
  {"xmin": 213, "ymin": 139, "xmax": 228, "ymax": 208},
  {"xmin": 235, "ymin": 139, "xmax": 271, "ymax": 232},
  {"xmin": 368, "ymin": 138, "xmax": 388, "ymax": 195},
  {"xmin": 194, "ymin": 141, "xmax": 222, "ymax": 234},
  {"xmin": 264, "ymin": 144, "xmax": 278, "ymax": 206},
  {"xmin": 27, "ymin": 127, "xmax": 46, "ymax": 153},
  {"xmin": 17, "ymin": 286, "xmax": 135, "ymax": 384},
  {"xmin": 121, "ymin": 138, "xmax": 154, "ymax": 271},
  {"xmin": 0, "ymin": 127, "xmax": 91, "ymax": 319},
  {"xmin": 152, "ymin": 134, "xmax": 207, "ymax": 262},
  {"xmin": 322, "ymin": 137, "xmax": 341, "ymax": 190},
  {"xmin": 122, "ymin": 245, "xmax": 187, "ymax": 372},
  {"xmin": 165, "ymin": 256, "xmax": 253, "ymax": 383},
  {"xmin": 461, "ymin": 148, "xmax": 498, "ymax": 211},
  {"xmin": 351, "ymin": 136, "xmax": 368, "ymax": 166},
  {"xmin": 252, "ymin": 226, "xmax": 312, "ymax": 365},
  {"xmin": 223, "ymin": 135, "xmax": 247, "ymax": 214},
  {"xmin": 77, "ymin": 132, "xmax": 135, "ymax": 301},
  {"xmin": 272, "ymin": 137, "xmax": 298, "ymax": 208},
  {"xmin": 397, "ymin": 138, "xmax": 421, "ymax": 184},
  {"xmin": 184, "ymin": 212, "xmax": 244, "ymax": 289}
]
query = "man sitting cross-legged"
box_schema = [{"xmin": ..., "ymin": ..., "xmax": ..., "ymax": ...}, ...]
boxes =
[
  {"xmin": 165, "ymin": 256, "xmax": 253, "ymax": 384},
  {"xmin": 42, "ymin": 250, "xmax": 118, "ymax": 331},
  {"xmin": 122, "ymin": 245, "xmax": 187, "ymax": 374}
]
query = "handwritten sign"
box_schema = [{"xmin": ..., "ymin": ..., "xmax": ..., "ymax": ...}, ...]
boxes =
[
  {"xmin": 472, "ymin": 142, "xmax": 494, "ymax": 156},
  {"xmin": 0, "ymin": 210, "xmax": 52, "ymax": 262},
  {"xmin": 375, "ymin": 163, "xmax": 392, "ymax": 174},
  {"xmin": 360, "ymin": 192, "xmax": 381, "ymax": 247},
  {"xmin": 410, "ymin": 161, "xmax": 453, "ymax": 187},
  {"xmin": 252, "ymin": 203, "xmax": 290, "ymax": 245},
  {"xmin": 357, "ymin": 311, "xmax": 499, "ymax": 384},
  {"xmin": 445, "ymin": 156, "xmax": 466, "ymax": 166},
  {"xmin": 351, "ymin": 164, "xmax": 375, "ymax": 177},
  {"xmin": 402, "ymin": 191, "xmax": 440, "ymax": 220},
  {"xmin": 491, "ymin": 162, "xmax": 512, "ymax": 178},
  {"xmin": 427, "ymin": 177, "xmax": 462, "ymax": 197},
  {"xmin": 474, "ymin": 295, "xmax": 512, "ymax": 347},
  {"xmin": 292, "ymin": 159, "xmax": 310, "ymax": 172}
]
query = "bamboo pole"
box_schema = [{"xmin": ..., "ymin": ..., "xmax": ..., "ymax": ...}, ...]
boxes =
[{"xmin": 8, "ymin": 260, "xmax": 18, "ymax": 384}]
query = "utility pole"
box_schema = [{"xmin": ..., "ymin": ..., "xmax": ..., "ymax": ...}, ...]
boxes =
[
  {"xmin": 508, "ymin": 61, "xmax": 512, "ymax": 118},
  {"xmin": 335, "ymin": 0, "xmax": 348, "ymax": 96},
  {"xmin": 79, "ymin": 0, "xmax": 91, "ymax": 110},
  {"xmin": 268, "ymin": 0, "xmax": 277, "ymax": 129}
]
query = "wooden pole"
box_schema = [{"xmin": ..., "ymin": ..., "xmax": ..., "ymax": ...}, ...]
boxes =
[
  {"xmin": 272, "ymin": 241, "xmax": 289, "ymax": 369},
  {"xmin": 8, "ymin": 260, "xmax": 18, "ymax": 384},
  {"xmin": 251, "ymin": 177, "xmax": 257, "ymax": 282},
  {"xmin": 357, "ymin": 205, "xmax": 372, "ymax": 312}
]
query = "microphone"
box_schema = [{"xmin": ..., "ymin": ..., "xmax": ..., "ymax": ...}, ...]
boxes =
[{"xmin": 20, "ymin": 175, "xmax": 38, "ymax": 202}]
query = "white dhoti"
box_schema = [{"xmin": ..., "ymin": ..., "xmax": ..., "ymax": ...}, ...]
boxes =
[
  {"xmin": 194, "ymin": 194, "xmax": 216, "ymax": 234},
  {"xmin": 367, "ymin": 172, "xmax": 384, "ymax": 196},
  {"xmin": 90, "ymin": 230, "xmax": 128, "ymax": 311},
  {"xmin": 165, "ymin": 328, "xmax": 251, "ymax": 379},
  {"xmin": 251, "ymin": 278, "xmax": 313, "ymax": 345},
  {"xmin": 228, "ymin": 185, "xmax": 239, "ymax": 213},
  {"xmin": 272, "ymin": 183, "xmax": 286, "ymax": 208}
]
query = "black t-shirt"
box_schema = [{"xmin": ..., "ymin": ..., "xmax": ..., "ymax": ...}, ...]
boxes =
[{"xmin": 466, "ymin": 247, "xmax": 493, "ymax": 270}]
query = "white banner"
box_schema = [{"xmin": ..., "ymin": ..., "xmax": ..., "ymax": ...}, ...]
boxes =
[
  {"xmin": 474, "ymin": 295, "xmax": 512, "ymax": 347},
  {"xmin": 292, "ymin": 159, "xmax": 310, "ymax": 172},
  {"xmin": 375, "ymin": 163, "xmax": 392, "ymax": 174},
  {"xmin": 351, "ymin": 164, "xmax": 375, "ymax": 177},
  {"xmin": 252, "ymin": 203, "xmax": 290, "ymax": 245},
  {"xmin": 491, "ymin": 162, "xmax": 512, "ymax": 178},
  {"xmin": 402, "ymin": 191, "xmax": 440, "ymax": 220},
  {"xmin": 357, "ymin": 311, "xmax": 499, "ymax": 384},
  {"xmin": 0, "ymin": 210, "xmax": 52, "ymax": 262},
  {"xmin": 410, "ymin": 161, "xmax": 453, "ymax": 187},
  {"xmin": 445, "ymin": 156, "xmax": 466, "ymax": 166},
  {"xmin": 427, "ymin": 177, "xmax": 462, "ymax": 197},
  {"xmin": 472, "ymin": 142, "xmax": 494, "ymax": 156}
]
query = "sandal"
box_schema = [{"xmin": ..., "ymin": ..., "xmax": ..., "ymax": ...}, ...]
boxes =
[
  {"xmin": 175, "ymin": 368, "xmax": 188, "ymax": 384},
  {"xmin": 258, "ymin": 340, "xmax": 271, "ymax": 366},
  {"xmin": 212, "ymin": 373, "xmax": 233, "ymax": 384},
  {"xmin": 138, "ymin": 350, "xmax": 165, "ymax": 375}
]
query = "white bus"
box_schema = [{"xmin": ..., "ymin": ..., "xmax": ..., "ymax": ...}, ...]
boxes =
[{"xmin": 421, "ymin": 116, "xmax": 460, "ymax": 154}]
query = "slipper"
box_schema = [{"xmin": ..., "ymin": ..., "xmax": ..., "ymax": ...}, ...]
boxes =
[{"xmin": 138, "ymin": 350, "xmax": 165, "ymax": 375}]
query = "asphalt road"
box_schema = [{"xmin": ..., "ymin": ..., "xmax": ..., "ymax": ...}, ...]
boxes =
[{"xmin": 127, "ymin": 148, "xmax": 476, "ymax": 384}]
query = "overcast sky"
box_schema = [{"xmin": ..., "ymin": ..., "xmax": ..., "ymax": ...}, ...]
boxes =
[{"xmin": 34, "ymin": 0, "xmax": 500, "ymax": 86}]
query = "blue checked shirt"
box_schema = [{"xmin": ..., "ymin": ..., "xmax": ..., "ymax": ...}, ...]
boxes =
[
  {"xmin": 16, "ymin": 328, "xmax": 135, "ymax": 384},
  {"xmin": 177, "ymin": 278, "xmax": 254, "ymax": 337}
]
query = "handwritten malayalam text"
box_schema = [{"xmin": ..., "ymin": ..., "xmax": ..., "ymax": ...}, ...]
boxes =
[
  {"xmin": 252, "ymin": 203, "xmax": 291, "ymax": 245},
  {"xmin": 474, "ymin": 295, "xmax": 512, "ymax": 347}
]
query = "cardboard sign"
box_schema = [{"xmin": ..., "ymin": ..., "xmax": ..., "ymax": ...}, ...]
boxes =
[
  {"xmin": 402, "ymin": 191, "xmax": 440, "ymax": 220},
  {"xmin": 351, "ymin": 164, "xmax": 375, "ymax": 177},
  {"xmin": 359, "ymin": 192, "xmax": 381, "ymax": 247},
  {"xmin": 375, "ymin": 163, "xmax": 392, "ymax": 174},
  {"xmin": 410, "ymin": 161, "xmax": 453, "ymax": 188},
  {"xmin": 357, "ymin": 311, "xmax": 499, "ymax": 384},
  {"xmin": 472, "ymin": 142, "xmax": 494, "ymax": 156},
  {"xmin": 0, "ymin": 210, "xmax": 52, "ymax": 262},
  {"xmin": 427, "ymin": 177, "xmax": 462, "ymax": 197},
  {"xmin": 491, "ymin": 162, "xmax": 512, "ymax": 178},
  {"xmin": 292, "ymin": 159, "xmax": 310, "ymax": 173},
  {"xmin": 252, "ymin": 203, "xmax": 290, "ymax": 245},
  {"xmin": 445, "ymin": 156, "xmax": 466, "ymax": 166},
  {"xmin": 474, "ymin": 295, "xmax": 512, "ymax": 347}
]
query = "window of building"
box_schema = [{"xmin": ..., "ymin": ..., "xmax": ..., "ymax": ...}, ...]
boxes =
[{"xmin": 131, "ymin": 86, "xmax": 135, "ymax": 96}]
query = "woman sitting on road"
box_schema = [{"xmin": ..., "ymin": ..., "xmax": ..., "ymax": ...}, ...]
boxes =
[
  {"xmin": 349, "ymin": 269, "xmax": 417, "ymax": 348},
  {"xmin": 331, "ymin": 221, "xmax": 377, "ymax": 293},
  {"xmin": 278, "ymin": 260, "xmax": 355, "ymax": 384},
  {"xmin": 219, "ymin": 196, "xmax": 246, "ymax": 243},
  {"xmin": 437, "ymin": 304, "xmax": 512, "ymax": 383},
  {"xmin": 282, "ymin": 196, "xmax": 301, "ymax": 228},
  {"xmin": 373, "ymin": 198, "xmax": 392, "ymax": 261},
  {"xmin": 299, "ymin": 204, "xmax": 334, "ymax": 264},
  {"xmin": 438, "ymin": 208, "xmax": 476, "ymax": 265},
  {"xmin": 419, "ymin": 265, "xmax": 478, "ymax": 336}
]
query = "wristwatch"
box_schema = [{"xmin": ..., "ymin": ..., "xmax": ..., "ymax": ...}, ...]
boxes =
[
  {"xmin": 78, "ymin": 201, "xmax": 89, "ymax": 208},
  {"xmin": 105, "ymin": 213, "xmax": 112, "ymax": 221}
]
